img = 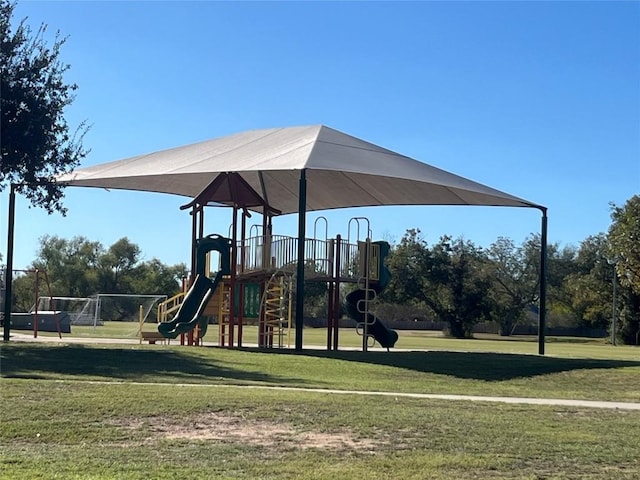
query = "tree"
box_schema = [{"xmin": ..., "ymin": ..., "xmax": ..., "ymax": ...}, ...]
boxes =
[
  {"xmin": 563, "ymin": 234, "xmax": 613, "ymax": 329},
  {"xmin": 486, "ymin": 235, "xmax": 540, "ymax": 335},
  {"xmin": 0, "ymin": 0, "xmax": 88, "ymax": 213},
  {"xmin": 30, "ymin": 235, "xmax": 101, "ymax": 297},
  {"xmin": 376, "ymin": 229, "xmax": 433, "ymax": 322},
  {"xmin": 607, "ymin": 195, "xmax": 640, "ymax": 344},
  {"xmin": 544, "ymin": 242, "xmax": 579, "ymax": 323},
  {"xmin": 12, "ymin": 235, "xmax": 185, "ymax": 313},
  {"xmin": 608, "ymin": 195, "xmax": 640, "ymax": 295},
  {"xmin": 130, "ymin": 258, "xmax": 187, "ymax": 296},
  {"xmin": 382, "ymin": 228, "xmax": 431, "ymax": 306},
  {"xmin": 428, "ymin": 236, "xmax": 494, "ymax": 338},
  {"xmin": 382, "ymin": 229, "xmax": 492, "ymax": 338},
  {"xmin": 97, "ymin": 238, "xmax": 141, "ymax": 293}
]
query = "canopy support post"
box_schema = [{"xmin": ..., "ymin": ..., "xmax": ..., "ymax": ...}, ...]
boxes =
[
  {"xmin": 189, "ymin": 206, "xmax": 198, "ymax": 281},
  {"xmin": 538, "ymin": 207, "xmax": 548, "ymax": 355},
  {"xmin": 3, "ymin": 184, "xmax": 16, "ymax": 342},
  {"xmin": 295, "ymin": 169, "xmax": 307, "ymax": 351}
]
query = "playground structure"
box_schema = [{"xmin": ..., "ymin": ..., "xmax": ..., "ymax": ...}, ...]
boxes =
[{"xmin": 156, "ymin": 215, "xmax": 399, "ymax": 351}]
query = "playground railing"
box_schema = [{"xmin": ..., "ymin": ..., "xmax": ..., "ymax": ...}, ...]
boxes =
[
  {"xmin": 335, "ymin": 241, "xmax": 380, "ymax": 281},
  {"xmin": 239, "ymin": 235, "xmax": 380, "ymax": 281},
  {"xmin": 157, "ymin": 291, "xmax": 186, "ymax": 323}
]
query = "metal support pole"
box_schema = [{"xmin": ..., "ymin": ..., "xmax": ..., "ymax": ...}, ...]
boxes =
[
  {"xmin": 538, "ymin": 208, "xmax": 548, "ymax": 355},
  {"xmin": 229, "ymin": 206, "xmax": 238, "ymax": 347},
  {"xmin": 295, "ymin": 169, "xmax": 307, "ymax": 350},
  {"xmin": 333, "ymin": 235, "xmax": 342, "ymax": 351},
  {"xmin": 3, "ymin": 184, "xmax": 16, "ymax": 342},
  {"xmin": 190, "ymin": 206, "xmax": 198, "ymax": 282},
  {"xmin": 34, "ymin": 269, "xmax": 39, "ymax": 338}
]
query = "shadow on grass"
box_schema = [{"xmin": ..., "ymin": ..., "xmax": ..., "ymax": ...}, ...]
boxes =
[
  {"xmin": 3, "ymin": 343, "xmax": 639, "ymax": 384},
  {"xmin": 0, "ymin": 343, "xmax": 305, "ymax": 385},
  {"xmin": 262, "ymin": 349, "xmax": 640, "ymax": 381}
]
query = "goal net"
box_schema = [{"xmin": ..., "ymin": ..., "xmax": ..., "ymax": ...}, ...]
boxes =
[
  {"xmin": 36, "ymin": 294, "xmax": 166, "ymax": 330},
  {"xmin": 35, "ymin": 296, "xmax": 99, "ymax": 326}
]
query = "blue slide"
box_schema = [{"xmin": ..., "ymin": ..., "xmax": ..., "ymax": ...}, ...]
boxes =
[
  {"xmin": 344, "ymin": 241, "xmax": 398, "ymax": 350},
  {"xmin": 157, "ymin": 273, "xmax": 220, "ymax": 339}
]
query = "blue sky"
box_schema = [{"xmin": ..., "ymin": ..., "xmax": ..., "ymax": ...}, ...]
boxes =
[{"xmin": 2, "ymin": 1, "xmax": 639, "ymax": 270}]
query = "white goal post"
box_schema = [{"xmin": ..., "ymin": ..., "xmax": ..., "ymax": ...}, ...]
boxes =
[
  {"xmin": 35, "ymin": 294, "xmax": 167, "ymax": 328},
  {"xmin": 35, "ymin": 296, "xmax": 98, "ymax": 325}
]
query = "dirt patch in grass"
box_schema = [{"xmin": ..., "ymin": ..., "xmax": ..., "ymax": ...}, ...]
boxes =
[{"xmin": 112, "ymin": 413, "xmax": 382, "ymax": 452}]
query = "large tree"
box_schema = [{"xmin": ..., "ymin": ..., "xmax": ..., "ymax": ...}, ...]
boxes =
[
  {"xmin": 607, "ymin": 195, "xmax": 640, "ymax": 344},
  {"xmin": 563, "ymin": 234, "xmax": 613, "ymax": 329},
  {"xmin": 97, "ymin": 238, "xmax": 141, "ymax": 294},
  {"xmin": 0, "ymin": 0, "xmax": 88, "ymax": 213},
  {"xmin": 383, "ymin": 229, "xmax": 493, "ymax": 338},
  {"xmin": 486, "ymin": 235, "xmax": 540, "ymax": 335},
  {"xmin": 429, "ymin": 236, "xmax": 494, "ymax": 338},
  {"xmin": 608, "ymin": 195, "xmax": 640, "ymax": 295}
]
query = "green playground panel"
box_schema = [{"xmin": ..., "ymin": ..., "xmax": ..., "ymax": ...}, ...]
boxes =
[{"xmin": 234, "ymin": 283, "xmax": 261, "ymax": 318}]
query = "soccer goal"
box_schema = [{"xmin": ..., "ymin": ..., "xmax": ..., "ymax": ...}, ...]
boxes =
[
  {"xmin": 35, "ymin": 296, "xmax": 99, "ymax": 326},
  {"xmin": 36, "ymin": 294, "xmax": 166, "ymax": 330}
]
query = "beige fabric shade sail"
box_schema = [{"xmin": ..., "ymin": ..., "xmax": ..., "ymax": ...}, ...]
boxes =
[
  {"xmin": 58, "ymin": 125, "xmax": 542, "ymax": 213},
  {"xmin": 49, "ymin": 124, "xmax": 548, "ymax": 354}
]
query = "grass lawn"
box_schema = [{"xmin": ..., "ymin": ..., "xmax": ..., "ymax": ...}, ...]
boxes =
[
  {"xmin": 1, "ymin": 337, "xmax": 639, "ymax": 479},
  {"xmin": 33, "ymin": 321, "xmax": 639, "ymax": 359}
]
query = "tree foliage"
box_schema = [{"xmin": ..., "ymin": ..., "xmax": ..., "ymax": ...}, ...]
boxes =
[
  {"xmin": 377, "ymin": 196, "xmax": 638, "ymax": 344},
  {"xmin": 486, "ymin": 235, "xmax": 540, "ymax": 335},
  {"xmin": 0, "ymin": 0, "xmax": 88, "ymax": 213},
  {"xmin": 608, "ymin": 195, "xmax": 640, "ymax": 295},
  {"xmin": 607, "ymin": 195, "xmax": 640, "ymax": 344},
  {"xmin": 382, "ymin": 230, "xmax": 493, "ymax": 338},
  {"xmin": 11, "ymin": 236, "xmax": 186, "ymax": 312},
  {"xmin": 563, "ymin": 234, "xmax": 613, "ymax": 329}
]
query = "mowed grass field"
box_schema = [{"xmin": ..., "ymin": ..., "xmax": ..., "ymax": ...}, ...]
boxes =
[
  {"xmin": 1, "ymin": 330, "xmax": 639, "ymax": 479},
  {"xmin": 29, "ymin": 320, "xmax": 638, "ymax": 358}
]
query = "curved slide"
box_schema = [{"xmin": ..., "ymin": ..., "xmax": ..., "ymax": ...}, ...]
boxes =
[
  {"xmin": 345, "ymin": 288, "xmax": 398, "ymax": 349},
  {"xmin": 344, "ymin": 240, "xmax": 398, "ymax": 349},
  {"xmin": 157, "ymin": 273, "xmax": 221, "ymax": 339}
]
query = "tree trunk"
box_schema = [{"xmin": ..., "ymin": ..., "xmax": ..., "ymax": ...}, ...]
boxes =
[{"xmin": 447, "ymin": 318, "xmax": 469, "ymax": 339}]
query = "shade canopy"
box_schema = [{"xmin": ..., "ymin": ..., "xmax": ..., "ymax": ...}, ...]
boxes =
[{"xmin": 59, "ymin": 125, "xmax": 542, "ymax": 214}]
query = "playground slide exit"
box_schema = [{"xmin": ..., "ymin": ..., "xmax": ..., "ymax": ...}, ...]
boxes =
[
  {"xmin": 157, "ymin": 272, "xmax": 221, "ymax": 339},
  {"xmin": 345, "ymin": 288, "xmax": 398, "ymax": 349}
]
